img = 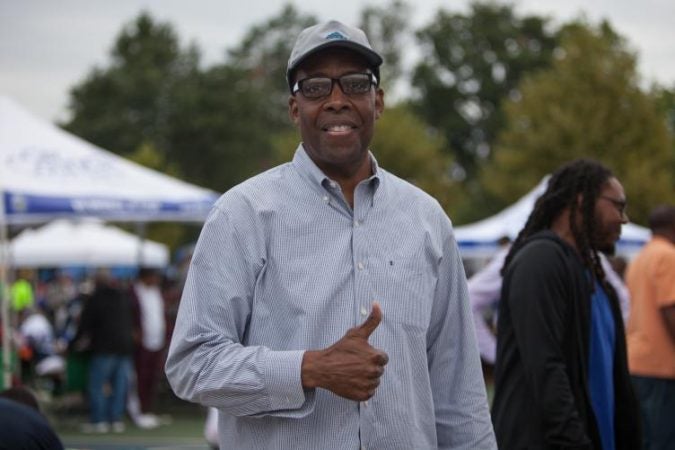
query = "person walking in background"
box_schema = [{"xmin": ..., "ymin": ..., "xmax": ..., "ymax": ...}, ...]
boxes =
[
  {"xmin": 491, "ymin": 159, "xmax": 641, "ymax": 450},
  {"xmin": 165, "ymin": 20, "xmax": 496, "ymax": 449},
  {"xmin": 74, "ymin": 269, "xmax": 134, "ymax": 434},
  {"xmin": 130, "ymin": 267, "xmax": 166, "ymax": 417},
  {"xmin": 625, "ymin": 205, "xmax": 675, "ymax": 450}
]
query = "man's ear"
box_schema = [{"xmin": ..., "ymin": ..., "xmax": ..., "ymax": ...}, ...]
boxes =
[
  {"xmin": 375, "ymin": 88, "xmax": 384, "ymax": 120},
  {"xmin": 288, "ymin": 96, "xmax": 299, "ymax": 126}
]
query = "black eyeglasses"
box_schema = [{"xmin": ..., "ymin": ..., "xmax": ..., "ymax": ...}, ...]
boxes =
[
  {"xmin": 599, "ymin": 195, "xmax": 628, "ymax": 216},
  {"xmin": 292, "ymin": 73, "xmax": 378, "ymax": 99}
]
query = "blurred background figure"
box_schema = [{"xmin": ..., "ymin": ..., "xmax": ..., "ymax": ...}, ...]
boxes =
[
  {"xmin": 469, "ymin": 236, "xmax": 511, "ymax": 366},
  {"xmin": 0, "ymin": 386, "xmax": 64, "ymax": 450},
  {"xmin": 10, "ymin": 269, "xmax": 35, "ymax": 325},
  {"xmin": 18, "ymin": 304, "xmax": 66, "ymax": 394},
  {"xmin": 625, "ymin": 205, "xmax": 675, "ymax": 450},
  {"xmin": 45, "ymin": 271, "xmax": 78, "ymax": 342},
  {"xmin": 491, "ymin": 159, "xmax": 640, "ymax": 449},
  {"xmin": 73, "ymin": 269, "xmax": 133, "ymax": 434},
  {"xmin": 124, "ymin": 267, "xmax": 167, "ymax": 429}
]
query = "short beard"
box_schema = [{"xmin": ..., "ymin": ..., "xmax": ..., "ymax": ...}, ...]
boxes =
[{"xmin": 596, "ymin": 242, "xmax": 616, "ymax": 256}]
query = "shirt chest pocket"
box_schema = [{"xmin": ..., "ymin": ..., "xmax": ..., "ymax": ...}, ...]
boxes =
[{"xmin": 370, "ymin": 257, "xmax": 436, "ymax": 334}]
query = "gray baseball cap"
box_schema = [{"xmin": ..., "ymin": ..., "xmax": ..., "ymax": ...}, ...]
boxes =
[{"xmin": 286, "ymin": 20, "xmax": 383, "ymax": 92}]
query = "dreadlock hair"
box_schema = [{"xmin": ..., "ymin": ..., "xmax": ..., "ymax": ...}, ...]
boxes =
[{"xmin": 501, "ymin": 159, "xmax": 617, "ymax": 298}]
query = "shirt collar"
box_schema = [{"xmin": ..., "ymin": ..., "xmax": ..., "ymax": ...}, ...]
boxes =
[{"xmin": 291, "ymin": 143, "xmax": 382, "ymax": 194}]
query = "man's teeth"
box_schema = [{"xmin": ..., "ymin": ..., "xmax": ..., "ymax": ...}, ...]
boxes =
[{"xmin": 326, "ymin": 125, "xmax": 352, "ymax": 131}]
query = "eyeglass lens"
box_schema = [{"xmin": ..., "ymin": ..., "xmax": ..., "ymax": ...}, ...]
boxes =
[{"xmin": 297, "ymin": 73, "xmax": 374, "ymax": 98}]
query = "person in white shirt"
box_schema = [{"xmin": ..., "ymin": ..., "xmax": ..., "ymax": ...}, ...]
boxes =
[{"xmin": 130, "ymin": 268, "xmax": 166, "ymax": 416}]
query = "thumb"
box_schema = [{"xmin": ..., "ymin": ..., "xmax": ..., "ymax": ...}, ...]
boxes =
[{"xmin": 354, "ymin": 302, "xmax": 382, "ymax": 339}]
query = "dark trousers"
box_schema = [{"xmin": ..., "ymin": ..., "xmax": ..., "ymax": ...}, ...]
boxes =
[
  {"xmin": 631, "ymin": 375, "xmax": 675, "ymax": 450},
  {"xmin": 134, "ymin": 347, "xmax": 163, "ymax": 413}
]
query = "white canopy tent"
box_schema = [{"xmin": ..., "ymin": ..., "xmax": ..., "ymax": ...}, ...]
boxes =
[
  {"xmin": 9, "ymin": 219, "xmax": 169, "ymax": 268},
  {"xmin": 454, "ymin": 176, "xmax": 651, "ymax": 259},
  {"xmin": 0, "ymin": 96, "xmax": 218, "ymax": 225},
  {"xmin": 0, "ymin": 96, "xmax": 218, "ymax": 386}
]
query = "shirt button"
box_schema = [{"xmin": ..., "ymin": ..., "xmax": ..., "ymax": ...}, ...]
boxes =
[
  {"xmin": 357, "ymin": 262, "xmax": 364, "ymax": 270},
  {"xmin": 360, "ymin": 306, "xmax": 368, "ymax": 316},
  {"xmin": 322, "ymin": 196, "xmax": 329, "ymax": 202},
  {"xmin": 354, "ymin": 220, "xmax": 361, "ymax": 227}
]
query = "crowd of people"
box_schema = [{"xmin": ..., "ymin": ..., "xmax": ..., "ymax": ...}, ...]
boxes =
[
  {"xmin": 1, "ymin": 19, "xmax": 674, "ymax": 450},
  {"xmin": 2, "ymin": 261, "xmax": 185, "ymax": 436}
]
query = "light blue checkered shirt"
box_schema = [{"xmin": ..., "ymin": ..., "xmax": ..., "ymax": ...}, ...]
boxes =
[{"xmin": 165, "ymin": 145, "xmax": 496, "ymax": 449}]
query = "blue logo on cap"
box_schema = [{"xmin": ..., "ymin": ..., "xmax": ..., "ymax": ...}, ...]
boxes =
[{"xmin": 325, "ymin": 31, "xmax": 348, "ymax": 41}]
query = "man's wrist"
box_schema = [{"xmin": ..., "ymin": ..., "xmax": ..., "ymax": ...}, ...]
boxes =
[{"xmin": 301, "ymin": 350, "xmax": 321, "ymax": 389}]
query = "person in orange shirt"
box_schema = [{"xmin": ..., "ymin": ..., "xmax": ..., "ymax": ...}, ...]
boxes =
[{"xmin": 625, "ymin": 205, "xmax": 675, "ymax": 450}]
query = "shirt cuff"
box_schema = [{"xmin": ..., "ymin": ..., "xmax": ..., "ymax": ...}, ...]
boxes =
[{"xmin": 262, "ymin": 349, "xmax": 307, "ymax": 411}]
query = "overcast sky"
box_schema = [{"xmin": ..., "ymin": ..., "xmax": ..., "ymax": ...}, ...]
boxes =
[{"xmin": 2, "ymin": 0, "xmax": 674, "ymax": 123}]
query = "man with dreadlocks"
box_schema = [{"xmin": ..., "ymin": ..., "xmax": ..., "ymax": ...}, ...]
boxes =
[{"xmin": 491, "ymin": 159, "xmax": 641, "ymax": 450}]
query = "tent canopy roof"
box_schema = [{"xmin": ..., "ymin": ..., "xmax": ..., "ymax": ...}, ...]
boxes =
[
  {"xmin": 0, "ymin": 96, "xmax": 218, "ymax": 224},
  {"xmin": 9, "ymin": 218, "xmax": 169, "ymax": 268}
]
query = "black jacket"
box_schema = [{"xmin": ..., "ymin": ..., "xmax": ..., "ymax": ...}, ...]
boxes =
[
  {"xmin": 491, "ymin": 231, "xmax": 640, "ymax": 449},
  {"xmin": 76, "ymin": 283, "xmax": 134, "ymax": 355}
]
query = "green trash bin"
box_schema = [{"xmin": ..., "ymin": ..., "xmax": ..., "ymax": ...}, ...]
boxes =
[{"xmin": 65, "ymin": 352, "xmax": 89, "ymax": 392}]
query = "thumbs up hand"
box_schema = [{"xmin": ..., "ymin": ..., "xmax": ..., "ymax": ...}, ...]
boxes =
[{"xmin": 301, "ymin": 302, "xmax": 389, "ymax": 401}]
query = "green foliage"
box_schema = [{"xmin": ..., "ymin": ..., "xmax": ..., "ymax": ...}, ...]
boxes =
[
  {"xmin": 62, "ymin": 8, "xmax": 318, "ymax": 194},
  {"xmin": 227, "ymin": 4, "xmax": 317, "ymax": 128},
  {"xmin": 483, "ymin": 21, "xmax": 674, "ymax": 224},
  {"xmin": 371, "ymin": 104, "xmax": 462, "ymax": 213},
  {"xmin": 163, "ymin": 64, "xmax": 279, "ymax": 192},
  {"xmin": 653, "ymin": 84, "xmax": 675, "ymax": 136},
  {"xmin": 358, "ymin": 0, "xmax": 412, "ymax": 91},
  {"xmin": 64, "ymin": 12, "xmax": 200, "ymax": 157},
  {"xmin": 127, "ymin": 141, "xmax": 181, "ymax": 177},
  {"xmin": 61, "ymin": 5, "xmax": 675, "ymax": 238},
  {"xmin": 411, "ymin": 1, "xmax": 558, "ymax": 178}
]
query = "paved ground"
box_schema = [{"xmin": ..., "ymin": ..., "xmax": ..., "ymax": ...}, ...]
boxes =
[
  {"xmin": 48, "ymin": 391, "xmax": 214, "ymax": 450},
  {"xmin": 56, "ymin": 414, "xmax": 212, "ymax": 450}
]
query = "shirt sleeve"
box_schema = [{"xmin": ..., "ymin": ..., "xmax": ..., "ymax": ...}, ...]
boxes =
[
  {"xmin": 429, "ymin": 223, "xmax": 497, "ymax": 449},
  {"xmin": 164, "ymin": 200, "xmax": 315, "ymax": 418}
]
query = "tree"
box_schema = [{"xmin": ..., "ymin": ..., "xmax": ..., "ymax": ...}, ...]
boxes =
[
  {"xmin": 64, "ymin": 12, "xmax": 200, "ymax": 158},
  {"xmin": 482, "ymin": 21, "xmax": 674, "ymax": 224},
  {"xmin": 226, "ymin": 4, "xmax": 317, "ymax": 129},
  {"xmin": 270, "ymin": 104, "xmax": 462, "ymax": 214},
  {"xmin": 358, "ymin": 0, "xmax": 412, "ymax": 91},
  {"xmin": 165, "ymin": 64, "xmax": 278, "ymax": 191},
  {"xmin": 411, "ymin": 2, "xmax": 558, "ymax": 179}
]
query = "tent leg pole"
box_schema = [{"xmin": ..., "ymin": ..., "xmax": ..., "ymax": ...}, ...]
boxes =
[{"xmin": 0, "ymin": 194, "xmax": 12, "ymax": 389}]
